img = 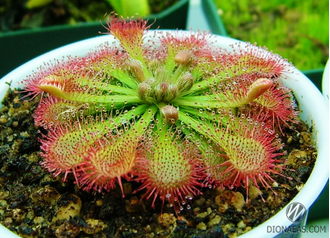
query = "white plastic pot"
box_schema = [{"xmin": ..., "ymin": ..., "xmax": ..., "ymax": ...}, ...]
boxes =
[{"xmin": 0, "ymin": 33, "xmax": 329, "ymax": 238}]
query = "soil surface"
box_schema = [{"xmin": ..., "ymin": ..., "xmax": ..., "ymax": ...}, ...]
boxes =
[{"xmin": 0, "ymin": 87, "xmax": 317, "ymax": 237}]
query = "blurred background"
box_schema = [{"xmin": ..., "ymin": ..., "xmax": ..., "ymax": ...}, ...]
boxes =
[
  {"xmin": 0, "ymin": 0, "xmax": 328, "ymax": 81},
  {"xmin": 0, "ymin": 0, "xmax": 189, "ymax": 78},
  {"xmin": 0, "ymin": 0, "xmax": 329, "ymax": 236}
]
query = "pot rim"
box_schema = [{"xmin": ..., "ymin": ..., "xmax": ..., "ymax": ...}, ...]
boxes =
[{"xmin": 0, "ymin": 32, "xmax": 328, "ymax": 238}]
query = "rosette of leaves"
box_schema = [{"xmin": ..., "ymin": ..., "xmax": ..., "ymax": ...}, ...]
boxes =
[{"xmin": 22, "ymin": 16, "xmax": 299, "ymax": 211}]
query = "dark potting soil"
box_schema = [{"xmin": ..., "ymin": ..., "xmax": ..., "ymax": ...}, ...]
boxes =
[{"xmin": 0, "ymin": 87, "xmax": 316, "ymax": 237}]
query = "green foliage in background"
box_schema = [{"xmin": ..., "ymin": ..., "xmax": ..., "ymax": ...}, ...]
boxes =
[
  {"xmin": 214, "ymin": 0, "xmax": 329, "ymax": 71},
  {"xmin": 105, "ymin": 0, "xmax": 150, "ymax": 17}
]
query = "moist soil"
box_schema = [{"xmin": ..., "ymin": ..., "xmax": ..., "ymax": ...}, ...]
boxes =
[{"xmin": 0, "ymin": 87, "xmax": 317, "ymax": 238}]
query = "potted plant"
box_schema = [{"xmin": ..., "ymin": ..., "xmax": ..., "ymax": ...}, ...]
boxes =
[
  {"xmin": 0, "ymin": 17, "xmax": 328, "ymax": 238},
  {"xmin": 0, "ymin": 0, "xmax": 190, "ymax": 79}
]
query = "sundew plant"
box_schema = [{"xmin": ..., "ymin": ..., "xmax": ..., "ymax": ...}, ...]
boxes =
[{"xmin": 22, "ymin": 16, "xmax": 299, "ymax": 212}]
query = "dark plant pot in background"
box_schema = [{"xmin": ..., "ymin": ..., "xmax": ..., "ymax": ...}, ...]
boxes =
[
  {"xmin": 303, "ymin": 69, "xmax": 325, "ymax": 92},
  {"xmin": 0, "ymin": 0, "xmax": 189, "ymax": 79},
  {"xmin": 201, "ymin": 0, "xmax": 227, "ymax": 36}
]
